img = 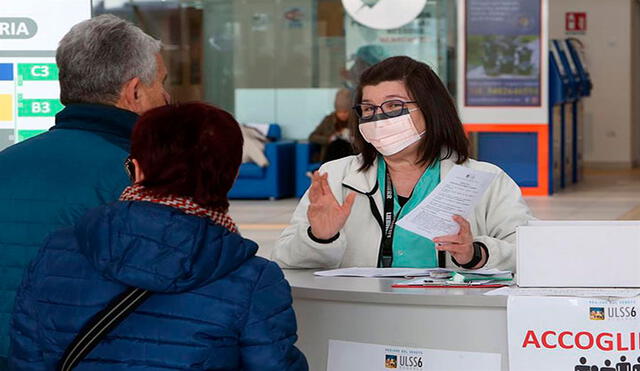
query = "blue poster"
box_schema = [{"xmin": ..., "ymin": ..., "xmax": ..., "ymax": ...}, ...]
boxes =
[{"xmin": 465, "ymin": 0, "xmax": 541, "ymax": 106}]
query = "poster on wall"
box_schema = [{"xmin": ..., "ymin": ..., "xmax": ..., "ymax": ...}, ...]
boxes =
[
  {"xmin": 508, "ymin": 295, "xmax": 640, "ymax": 371},
  {"xmin": 344, "ymin": 4, "xmax": 438, "ymax": 90},
  {"xmin": 465, "ymin": 0, "xmax": 541, "ymax": 106}
]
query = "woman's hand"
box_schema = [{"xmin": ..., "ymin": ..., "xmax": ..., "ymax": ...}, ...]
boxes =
[
  {"xmin": 307, "ymin": 172, "xmax": 356, "ymax": 240},
  {"xmin": 433, "ymin": 215, "xmax": 482, "ymax": 267}
]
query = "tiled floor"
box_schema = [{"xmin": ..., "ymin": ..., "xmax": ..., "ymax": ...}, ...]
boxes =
[{"xmin": 230, "ymin": 169, "xmax": 640, "ymax": 258}]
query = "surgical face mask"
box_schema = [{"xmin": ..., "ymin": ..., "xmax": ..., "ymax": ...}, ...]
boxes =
[{"xmin": 358, "ymin": 108, "xmax": 425, "ymax": 156}]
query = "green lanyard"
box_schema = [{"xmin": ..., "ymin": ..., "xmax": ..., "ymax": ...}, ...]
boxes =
[{"xmin": 377, "ymin": 159, "xmax": 442, "ymax": 268}]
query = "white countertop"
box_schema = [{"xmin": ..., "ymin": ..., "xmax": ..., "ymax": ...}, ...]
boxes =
[{"xmin": 283, "ymin": 269, "xmax": 508, "ymax": 307}]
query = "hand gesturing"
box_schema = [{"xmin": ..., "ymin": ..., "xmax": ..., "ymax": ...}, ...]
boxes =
[{"xmin": 307, "ymin": 172, "xmax": 356, "ymax": 240}]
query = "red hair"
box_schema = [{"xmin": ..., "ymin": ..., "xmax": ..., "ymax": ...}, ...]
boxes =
[{"xmin": 131, "ymin": 102, "xmax": 243, "ymax": 211}]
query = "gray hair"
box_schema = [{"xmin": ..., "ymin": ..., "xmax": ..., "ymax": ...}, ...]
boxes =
[{"xmin": 56, "ymin": 14, "xmax": 162, "ymax": 105}]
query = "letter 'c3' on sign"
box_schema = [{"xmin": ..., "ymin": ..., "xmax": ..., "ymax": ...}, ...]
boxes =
[{"xmin": 31, "ymin": 66, "xmax": 49, "ymax": 77}]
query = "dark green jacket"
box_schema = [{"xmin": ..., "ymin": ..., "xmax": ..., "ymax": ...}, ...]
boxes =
[{"xmin": 0, "ymin": 104, "xmax": 137, "ymax": 360}]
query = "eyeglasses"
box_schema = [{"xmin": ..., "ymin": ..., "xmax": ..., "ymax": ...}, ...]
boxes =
[
  {"xmin": 124, "ymin": 156, "xmax": 136, "ymax": 183},
  {"xmin": 353, "ymin": 99, "xmax": 417, "ymax": 120}
]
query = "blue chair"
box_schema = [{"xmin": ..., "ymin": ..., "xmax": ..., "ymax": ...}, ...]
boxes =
[
  {"xmin": 228, "ymin": 124, "xmax": 295, "ymax": 199},
  {"xmin": 295, "ymin": 142, "xmax": 321, "ymax": 198}
]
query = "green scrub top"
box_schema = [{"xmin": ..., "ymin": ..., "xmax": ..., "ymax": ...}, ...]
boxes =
[{"xmin": 377, "ymin": 158, "xmax": 441, "ymax": 268}]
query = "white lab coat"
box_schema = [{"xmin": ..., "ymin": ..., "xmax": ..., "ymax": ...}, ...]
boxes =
[{"xmin": 271, "ymin": 154, "xmax": 534, "ymax": 271}]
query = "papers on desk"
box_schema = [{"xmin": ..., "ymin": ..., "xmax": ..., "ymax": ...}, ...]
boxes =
[
  {"xmin": 392, "ymin": 277, "xmax": 502, "ymax": 288},
  {"xmin": 314, "ymin": 267, "xmax": 512, "ymax": 283},
  {"xmin": 396, "ymin": 166, "xmax": 495, "ymax": 239},
  {"xmin": 485, "ymin": 287, "xmax": 640, "ymax": 298},
  {"xmin": 313, "ymin": 267, "xmax": 445, "ymax": 277},
  {"xmin": 392, "ymin": 270, "xmax": 513, "ymax": 288}
]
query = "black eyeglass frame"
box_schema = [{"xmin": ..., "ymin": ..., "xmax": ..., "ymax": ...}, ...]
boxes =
[
  {"xmin": 124, "ymin": 156, "xmax": 136, "ymax": 183},
  {"xmin": 352, "ymin": 99, "xmax": 418, "ymax": 120}
]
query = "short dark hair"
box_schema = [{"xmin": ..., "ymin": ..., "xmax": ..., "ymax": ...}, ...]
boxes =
[
  {"xmin": 131, "ymin": 102, "xmax": 243, "ymax": 211},
  {"xmin": 353, "ymin": 56, "xmax": 469, "ymax": 171}
]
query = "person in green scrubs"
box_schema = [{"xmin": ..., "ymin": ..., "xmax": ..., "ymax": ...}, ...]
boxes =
[
  {"xmin": 306, "ymin": 56, "xmax": 481, "ymax": 269},
  {"xmin": 273, "ymin": 56, "xmax": 533, "ymax": 271}
]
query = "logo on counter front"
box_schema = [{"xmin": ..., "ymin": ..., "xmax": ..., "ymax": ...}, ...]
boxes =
[
  {"xmin": 385, "ymin": 354, "xmax": 398, "ymax": 368},
  {"xmin": 384, "ymin": 351, "xmax": 424, "ymax": 370},
  {"xmin": 590, "ymin": 307, "xmax": 605, "ymax": 320},
  {"xmin": 384, "ymin": 346, "xmax": 425, "ymax": 370}
]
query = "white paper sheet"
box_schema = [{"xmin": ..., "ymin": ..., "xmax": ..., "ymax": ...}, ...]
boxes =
[
  {"xmin": 484, "ymin": 286, "xmax": 640, "ymax": 298},
  {"xmin": 396, "ymin": 165, "xmax": 496, "ymax": 239},
  {"xmin": 395, "ymin": 277, "xmax": 494, "ymax": 286},
  {"xmin": 463, "ymin": 268, "xmax": 512, "ymax": 276},
  {"xmin": 327, "ymin": 340, "xmax": 501, "ymax": 371},
  {"xmin": 314, "ymin": 267, "xmax": 512, "ymax": 278},
  {"xmin": 313, "ymin": 267, "xmax": 447, "ymax": 277}
]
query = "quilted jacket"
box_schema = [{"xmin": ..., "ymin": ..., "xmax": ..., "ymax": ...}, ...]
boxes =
[
  {"xmin": 9, "ymin": 201, "xmax": 308, "ymax": 370},
  {"xmin": 0, "ymin": 104, "xmax": 136, "ymax": 363}
]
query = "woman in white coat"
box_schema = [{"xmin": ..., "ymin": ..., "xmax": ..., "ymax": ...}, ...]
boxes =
[{"xmin": 272, "ymin": 56, "xmax": 533, "ymax": 271}]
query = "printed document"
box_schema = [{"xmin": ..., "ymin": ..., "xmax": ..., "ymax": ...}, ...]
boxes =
[
  {"xmin": 396, "ymin": 165, "xmax": 495, "ymax": 239},
  {"xmin": 313, "ymin": 267, "xmax": 446, "ymax": 277},
  {"xmin": 313, "ymin": 267, "xmax": 511, "ymax": 278},
  {"xmin": 484, "ymin": 287, "xmax": 640, "ymax": 298}
]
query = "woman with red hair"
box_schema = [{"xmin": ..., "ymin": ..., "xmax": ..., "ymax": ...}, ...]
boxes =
[{"xmin": 9, "ymin": 103, "xmax": 308, "ymax": 371}]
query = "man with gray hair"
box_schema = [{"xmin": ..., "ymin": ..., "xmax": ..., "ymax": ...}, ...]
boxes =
[{"xmin": 0, "ymin": 14, "xmax": 168, "ymax": 367}]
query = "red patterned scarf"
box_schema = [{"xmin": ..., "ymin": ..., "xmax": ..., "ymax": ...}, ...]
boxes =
[{"xmin": 119, "ymin": 184, "xmax": 238, "ymax": 233}]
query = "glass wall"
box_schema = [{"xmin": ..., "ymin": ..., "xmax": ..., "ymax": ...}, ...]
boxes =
[{"xmin": 94, "ymin": 0, "xmax": 457, "ymax": 139}]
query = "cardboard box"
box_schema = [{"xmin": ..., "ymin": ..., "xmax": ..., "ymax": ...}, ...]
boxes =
[{"xmin": 517, "ymin": 221, "xmax": 640, "ymax": 287}]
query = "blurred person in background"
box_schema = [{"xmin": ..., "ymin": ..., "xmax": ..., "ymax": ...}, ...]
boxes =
[{"xmin": 309, "ymin": 88, "xmax": 355, "ymax": 163}]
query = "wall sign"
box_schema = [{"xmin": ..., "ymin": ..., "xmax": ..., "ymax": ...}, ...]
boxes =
[
  {"xmin": 0, "ymin": 0, "xmax": 91, "ymax": 151},
  {"xmin": 566, "ymin": 12, "xmax": 587, "ymax": 35},
  {"xmin": 465, "ymin": 0, "xmax": 542, "ymax": 107},
  {"xmin": 508, "ymin": 296, "xmax": 640, "ymax": 371},
  {"xmin": 344, "ymin": 6, "xmax": 439, "ymax": 90},
  {"xmin": 341, "ymin": 0, "xmax": 426, "ymax": 31}
]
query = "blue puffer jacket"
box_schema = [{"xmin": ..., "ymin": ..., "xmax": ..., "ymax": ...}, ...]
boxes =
[
  {"xmin": 9, "ymin": 201, "xmax": 308, "ymax": 370},
  {"xmin": 0, "ymin": 104, "xmax": 136, "ymax": 364}
]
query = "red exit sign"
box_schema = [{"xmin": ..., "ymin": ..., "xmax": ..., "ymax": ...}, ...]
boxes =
[{"xmin": 566, "ymin": 12, "xmax": 587, "ymax": 33}]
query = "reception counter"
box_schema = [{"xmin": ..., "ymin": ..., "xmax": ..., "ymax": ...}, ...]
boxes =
[{"xmin": 284, "ymin": 269, "xmax": 509, "ymax": 371}]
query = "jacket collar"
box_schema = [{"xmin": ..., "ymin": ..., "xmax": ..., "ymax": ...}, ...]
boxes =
[
  {"xmin": 341, "ymin": 151, "xmax": 460, "ymax": 195},
  {"xmin": 52, "ymin": 103, "xmax": 139, "ymax": 140},
  {"xmin": 440, "ymin": 153, "xmax": 456, "ymax": 178},
  {"xmin": 342, "ymin": 155, "xmax": 379, "ymax": 195},
  {"xmin": 76, "ymin": 201, "xmax": 258, "ymax": 293}
]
